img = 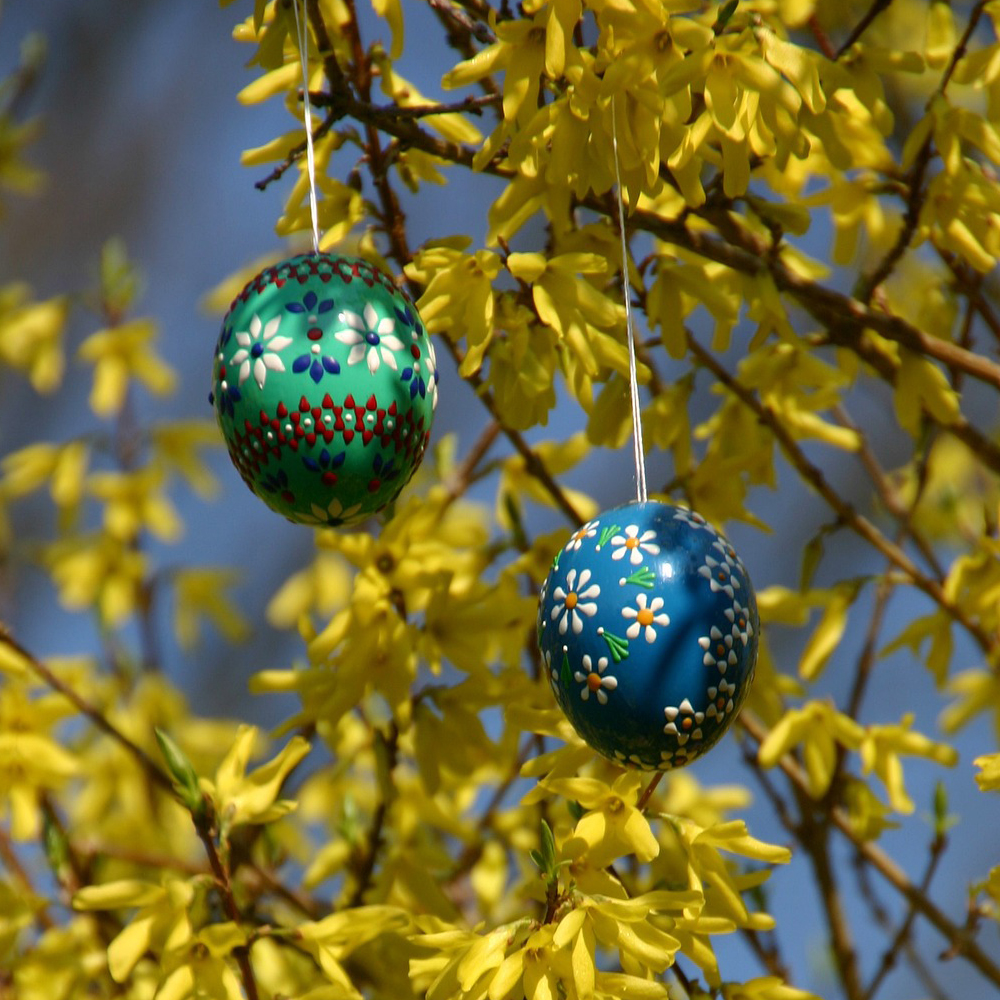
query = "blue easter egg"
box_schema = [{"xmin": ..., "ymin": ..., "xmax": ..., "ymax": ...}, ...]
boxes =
[{"xmin": 537, "ymin": 500, "xmax": 758, "ymax": 770}]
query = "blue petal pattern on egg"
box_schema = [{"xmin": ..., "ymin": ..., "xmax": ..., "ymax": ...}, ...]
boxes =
[{"xmin": 537, "ymin": 500, "xmax": 758, "ymax": 770}]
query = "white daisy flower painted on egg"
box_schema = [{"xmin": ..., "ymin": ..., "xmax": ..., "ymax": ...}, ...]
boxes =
[
  {"xmin": 622, "ymin": 593, "xmax": 669, "ymax": 643},
  {"xmin": 610, "ymin": 524, "xmax": 660, "ymax": 565},
  {"xmin": 550, "ymin": 567, "xmax": 600, "ymax": 635}
]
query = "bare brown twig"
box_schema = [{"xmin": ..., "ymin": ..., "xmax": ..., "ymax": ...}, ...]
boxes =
[
  {"xmin": 3, "ymin": 630, "xmax": 174, "ymax": 794},
  {"xmin": 806, "ymin": 15, "xmax": 836, "ymax": 60},
  {"xmin": 802, "ymin": 809, "xmax": 864, "ymax": 1000},
  {"xmin": 852, "ymin": 846, "xmax": 951, "ymax": 1000},
  {"xmin": 685, "ymin": 337, "xmax": 997, "ymax": 657},
  {"xmin": 834, "ymin": 405, "xmax": 945, "ymax": 581},
  {"xmin": 739, "ymin": 711, "xmax": 1000, "ymax": 989},
  {"xmin": 858, "ymin": 0, "xmax": 990, "ymax": 302},
  {"xmin": 862, "ymin": 829, "xmax": 948, "ymax": 1000},
  {"xmin": 195, "ymin": 817, "xmax": 260, "ymax": 1000},
  {"xmin": 458, "ymin": 347, "xmax": 586, "ymax": 525},
  {"xmin": 347, "ymin": 721, "xmax": 399, "ymax": 908},
  {"xmin": 0, "ymin": 825, "xmax": 54, "ymax": 931},
  {"xmin": 835, "ymin": 0, "xmax": 895, "ymax": 59},
  {"xmin": 636, "ymin": 772, "xmax": 664, "ymax": 813},
  {"xmin": 264, "ymin": 9, "xmax": 1000, "ymax": 433},
  {"xmin": 857, "ymin": 139, "xmax": 933, "ymax": 304},
  {"xmin": 631, "ymin": 206, "xmax": 1000, "ymax": 396},
  {"xmin": 445, "ymin": 419, "xmax": 501, "ymax": 503}
]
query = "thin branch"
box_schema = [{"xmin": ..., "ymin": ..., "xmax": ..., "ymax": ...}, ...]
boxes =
[
  {"xmin": 303, "ymin": 0, "xmax": 348, "ymax": 95},
  {"xmin": 245, "ymin": 861, "xmax": 325, "ymax": 921},
  {"xmin": 254, "ymin": 94, "xmax": 499, "ymax": 192},
  {"xmin": 332, "ymin": 92, "xmax": 502, "ymax": 122},
  {"xmin": 824, "ymin": 315, "xmax": 1000, "ymax": 481},
  {"xmin": 636, "ymin": 207, "xmax": 1000, "ymax": 396},
  {"xmin": 38, "ymin": 795, "xmax": 87, "ymax": 893},
  {"xmin": 440, "ymin": 0, "xmax": 502, "ymax": 45},
  {"xmin": 862, "ymin": 831, "xmax": 948, "ymax": 1000},
  {"xmin": 348, "ymin": 721, "xmax": 400, "ymax": 908},
  {"xmin": 1, "ymin": 36, "xmax": 44, "ymax": 119},
  {"xmin": 936, "ymin": 1, "xmax": 990, "ymax": 96},
  {"xmin": 265, "ymin": 13, "xmax": 1000, "ymax": 409},
  {"xmin": 195, "ymin": 820, "xmax": 260, "ymax": 1000},
  {"xmin": 856, "ymin": 138, "xmax": 933, "ymax": 303},
  {"xmin": 0, "ymin": 825, "xmax": 54, "ymax": 930},
  {"xmin": 946, "ymin": 418, "xmax": 1000, "ymax": 483},
  {"xmin": 833, "ymin": 405, "xmax": 945, "ymax": 579},
  {"xmin": 637, "ymin": 772, "xmax": 664, "ymax": 813},
  {"xmin": 802, "ymin": 812, "xmax": 864, "ymax": 1000},
  {"xmin": 740, "ymin": 925, "xmax": 792, "ymax": 984},
  {"xmin": 743, "ymin": 727, "xmax": 865, "ymax": 998},
  {"xmin": 445, "ymin": 419, "xmax": 501, "ymax": 503},
  {"xmin": 857, "ymin": 0, "xmax": 987, "ymax": 301},
  {"xmin": 76, "ymin": 841, "xmax": 207, "ymax": 878},
  {"xmin": 686, "ymin": 337, "xmax": 997, "ymax": 657},
  {"xmin": 427, "ymin": 0, "xmax": 498, "ymax": 50},
  {"xmin": 445, "ymin": 734, "xmax": 538, "ymax": 887},
  {"xmin": 740, "ymin": 742, "xmax": 799, "ymax": 839},
  {"xmin": 321, "ymin": 90, "xmax": 484, "ymax": 169},
  {"xmin": 340, "ymin": 0, "xmax": 412, "ymax": 262},
  {"xmin": 845, "ymin": 571, "xmax": 896, "ymax": 722},
  {"xmin": 807, "ymin": 15, "xmax": 836, "ymax": 60},
  {"xmin": 852, "ymin": 849, "xmax": 952, "ymax": 1000},
  {"xmin": 940, "ymin": 250, "xmax": 1000, "ymax": 344},
  {"xmin": 463, "ymin": 352, "xmax": 586, "ymax": 525},
  {"xmin": 254, "ymin": 115, "xmax": 338, "ymax": 191},
  {"xmin": 670, "ymin": 959, "xmax": 698, "ymax": 999},
  {"xmin": 542, "ymin": 873, "xmax": 563, "ymax": 923},
  {"xmin": 737, "ymin": 746, "xmax": 795, "ymax": 983},
  {"xmin": 897, "ymin": 943, "xmax": 951, "ymax": 1000},
  {"xmin": 3, "ymin": 630, "xmax": 173, "ymax": 795},
  {"xmin": 9, "ymin": 627, "xmax": 265, "ymax": 995},
  {"xmin": 739, "ymin": 711, "xmax": 1000, "ymax": 989},
  {"xmin": 835, "ymin": 0, "xmax": 895, "ymax": 59},
  {"xmin": 39, "ymin": 795, "xmax": 125, "ymax": 951}
]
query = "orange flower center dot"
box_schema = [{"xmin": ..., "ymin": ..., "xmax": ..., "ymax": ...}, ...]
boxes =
[
  {"xmin": 565, "ymin": 592, "xmax": 578, "ymax": 610},
  {"xmin": 587, "ymin": 673, "xmax": 602, "ymax": 691},
  {"xmin": 637, "ymin": 607, "xmax": 655, "ymax": 627},
  {"xmin": 682, "ymin": 717, "xmax": 693, "ymax": 730},
  {"xmin": 716, "ymin": 644, "xmax": 726, "ymax": 656},
  {"xmin": 625, "ymin": 537, "xmax": 640, "ymax": 549}
]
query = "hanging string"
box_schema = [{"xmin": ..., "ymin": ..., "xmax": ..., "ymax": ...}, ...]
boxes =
[
  {"xmin": 291, "ymin": 0, "xmax": 321, "ymax": 254},
  {"xmin": 610, "ymin": 96, "xmax": 648, "ymax": 504}
]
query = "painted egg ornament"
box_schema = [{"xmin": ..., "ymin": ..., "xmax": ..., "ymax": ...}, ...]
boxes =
[
  {"xmin": 537, "ymin": 500, "xmax": 758, "ymax": 770},
  {"xmin": 209, "ymin": 253, "xmax": 438, "ymax": 527}
]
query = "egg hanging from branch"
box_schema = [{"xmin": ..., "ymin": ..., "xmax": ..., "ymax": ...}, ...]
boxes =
[
  {"xmin": 210, "ymin": 253, "xmax": 438, "ymax": 527},
  {"xmin": 537, "ymin": 500, "xmax": 758, "ymax": 770}
]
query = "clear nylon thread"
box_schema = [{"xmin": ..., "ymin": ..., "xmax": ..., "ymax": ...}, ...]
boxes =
[
  {"xmin": 610, "ymin": 97, "xmax": 648, "ymax": 504},
  {"xmin": 291, "ymin": 0, "xmax": 321, "ymax": 253}
]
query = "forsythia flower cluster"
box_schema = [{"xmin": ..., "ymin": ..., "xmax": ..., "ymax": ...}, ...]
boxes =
[{"xmin": 3, "ymin": 2, "xmax": 1000, "ymax": 999}]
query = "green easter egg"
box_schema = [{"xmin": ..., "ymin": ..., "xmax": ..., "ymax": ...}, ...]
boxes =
[{"xmin": 210, "ymin": 253, "xmax": 438, "ymax": 526}]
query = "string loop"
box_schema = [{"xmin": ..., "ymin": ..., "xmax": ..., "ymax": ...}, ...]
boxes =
[
  {"xmin": 610, "ymin": 97, "xmax": 648, "ymax": 504},
  {"xmin": 290, "ymin": 0, "xmax": 321, "ymax": 254}
]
